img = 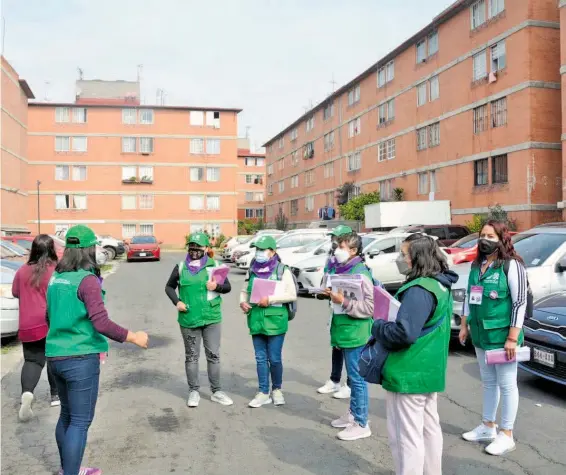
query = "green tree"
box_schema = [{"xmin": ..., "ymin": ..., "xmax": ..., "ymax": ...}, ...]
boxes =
[
  {"xmin": 465, "ymin": 204, "xmax": 517, "ymax": 233},
  {"xmin": 275, "ymin": 208, "xmax": 289, "ymax": 231},
  {"xmin": 393, "ymin": 187, "xmax": 405, "ymax": 201},
  {"xmin": 339, "ymin": 191, "xmax": 380, "ymax": 221}
]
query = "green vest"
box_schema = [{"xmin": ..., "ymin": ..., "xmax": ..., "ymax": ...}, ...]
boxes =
[
  {"xmin": 178, "ymin": 257, "xmax": 222, "ymax": 328},
  {"xmin": 330, "ymin": 262, "xmax": 373, "ymax": 349},
  {"xmin": 381, "ymin": 277, "xmax": 452, "ymax": 394},
  {"xmin": 46, "ymin": 270, "xmax": 109, "ymax": 358},
  {"xmin": 467, "ymin": 263, "xmax": 524, "ymax": 350},
  {"xmin": 246, "ymin": 266, "xmax": 288, "ymax": 336}
]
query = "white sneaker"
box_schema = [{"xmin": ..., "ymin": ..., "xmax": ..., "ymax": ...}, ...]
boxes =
[
  {"xmin": 272, "ymin": 389, "xmax": 285, "ymax": 406},
  {"xmin": 337, "ymin": 422, "xmax": 372, "ymax": 441},
  {"xmin": 485, "ymin": 432, "xmax": 516, "ymax": 456},
  {"xmin": 331, "ymin": 411, "xmax": 354, "ymax": 428},
  {"xmin": 462, "ymin": 423, "xmax": 498, "ymax": 442},
  {"xmin": 317, "ymin": 380, "xmax": 340, "ymax": 394},
  {"xmin": 18, "ymin": 392, "xmax": 34, "ymax": 422},
  {"xmin": 211, "ymin": 391, "xmax": 233, "ymax": 406},
  {"xmin": 332, "ymin": 385, "xmax": 351, "ymax": 399},
  {"xmin": 187, "ymin": 391, "xmax": 200, "ymax": 408},
  {"xmin": 248, "ymin": 392, "xmax": 272, "ymax": 408}
]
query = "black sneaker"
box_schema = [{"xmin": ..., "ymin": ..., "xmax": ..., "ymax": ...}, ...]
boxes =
[{"xmin": 50, "ymin": 395, "xmax": 61, "ymax": 407}]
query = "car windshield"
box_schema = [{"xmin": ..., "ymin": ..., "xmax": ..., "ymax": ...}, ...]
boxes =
[
  {"xmin": 238, "ymin": 236, "xmax": 252, "ymax": 244},
  {"xmin": 361, "ymin": 236, "xmax": 378, "ymax": 250},
  {"xmin": 451, "ymin": 233, "xmax": 479, "ymax": 249},
  {"xmin": 296, "ymin": 239, "xmax": 326, "ymax": 253},
  {"xmin": 1, "ymin": 241, "xmax": 26, "ymax": 255},
  {"xmin": 131, "ymin": 236, "xmax": 157, "ymax": 244},
  {"xmin": 513, "ymin": 233, "xmax": 566, "ymax": 267}
]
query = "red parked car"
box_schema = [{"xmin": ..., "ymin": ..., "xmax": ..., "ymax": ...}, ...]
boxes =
[
  {"xmin": 445, "ymin": 232, "xmax": 517, "ymax": 264},
  {"xmin": 2, "ymin": 235, "xmax": 65, "ymax": 258},
  {"xmin": 126, "ymin": 235, "xmax": 161, "ymax": 262}
]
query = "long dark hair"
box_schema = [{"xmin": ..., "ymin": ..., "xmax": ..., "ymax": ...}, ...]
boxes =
[
  {"xmin": 473, "ymin": 220, "xmax": 524, "ymax": 268},
  {"xmin": 27, "ymin": 234, "xmax": 58, "ymax": 287},
  {"xmin": 404, "ymin": 233, "xmax": 448, "ymax": 281},
  {"xmin": 55, "ymin": 245, "xmax": 100, "ymax": 278}
]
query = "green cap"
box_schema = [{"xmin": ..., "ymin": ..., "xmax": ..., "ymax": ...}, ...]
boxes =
[
  {"xmin": 251, "ymin": 235, "xmax": 277, "ymax": 250},
  {"xmin": 329, "ymin": 225, "xmax": 353, "ymax": 237},
  {"xmin": 65, "ymin": 225, "xmax": 98, "ymax": 249},
  {"xmin": 188, "ymin": 231, "xmax": 210, "ymax": 247}
]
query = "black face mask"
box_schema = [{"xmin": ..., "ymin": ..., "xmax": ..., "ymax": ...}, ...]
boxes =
[
  {"xmin": 330, "ymin": 240, "xmax": 339, "ymax": 255},
  {"xmin": 478, "ymin": 239, "xmax": 499, "ymax": 256},
  {"xmin": 188, "ymin": 247, "xmax": 205, "ymax": 260}
]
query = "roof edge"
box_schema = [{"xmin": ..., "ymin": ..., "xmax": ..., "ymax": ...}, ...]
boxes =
[
  {"xmin": 28, "ymin": 102, "xmax": 242, "ymax": 113},
  {"xmin": 18, "ymin": 80, "xmax": 35, "ymax": 99}
]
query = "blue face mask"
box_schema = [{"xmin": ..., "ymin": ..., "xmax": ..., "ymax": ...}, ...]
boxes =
[{"xmin": 255, "ymin": 250, "xmax": 270, "ymax": 263}]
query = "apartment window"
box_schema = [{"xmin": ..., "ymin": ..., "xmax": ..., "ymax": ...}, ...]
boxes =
[
  {"xmin": 71, "ymin": 136, "xmax": 87, "ymax": 152},
  {"xmin": 190, "ymin": 138, "xmax": 205, "ymax": 154},
  {"xmin": 190, "ymin": 195, "xmax": 205, "ymax": 210},
  {"xmin": 471, "ymin": 0, "xmax": 486, "ymax": 30},
  {"xmin": 418, "ymin": 172, "xmax": 429, "ymax": 195},
  {"xmin": 324, "ymin": 163, "xmax": 334, "ymax": 178},
  {"xmin": 348, "ymin": 85, "xmax": 361, "ymax": 106},
  {"xmin": 430, "ymin": 170, "xmax": 438, "ymax": 193},
  {"xmin": 268, "ymin": 183, "xmax": 273, "ymax": 195},
  {"xmin": 491, "ymin": 97, "xmax": 507, "ymax": 128},
  {"xmin": 473, "ymin": 104, "xmax": 488, "ymax": 134},
  {"xmin": 378, "ymin": 99, "xmax": 395, "ymax": 124},
  {"xmin": 255, "ymin": 192, "xmax": 264, "ymax": 202},
  {"xmin": 256, "ymin": 208, "xmax": 264, "ymax": 219},
  {"xmin": 416, "ymin": 39, "xmax": 427, "ymax": 63},
  {"xmin": 205, "ymin": 111, "xmax": 221, "ymax": 128},
  {"xmin": 278, "ymin": 159, "xmax": 285, "ymax": 171},
  {"xmin": 245, "ymin": 157, "xmax": 256, "ymax": 166},
  {"xmin": 190, "ymin": 111, "xmax": 204, "ymax": 126},
  {"xmin": 386, "ymin": 139, "xmax": 396, "ymax": 160},
  {"xmin": 304, "ymin": 142, "xmax": 314, "ymax": 159},
  {"xmin": 291, "ymin": 175, "xmax": 299, "ymax": 188},
  {"xmin": 245, "ymin": 192, "xmax": 254, "ymax": 202},
  {"xmin": 324, "ymin": 131, "xmax": 335, "ymax": 151},
  {"xmin": 278, "ymin": 137, "xmax": 284, "ymax": 149},
  {"xmin": 72, "ymin": 108, "xmax": 87, "ymax": 123},
  {"xmin": 122, "ymin": 195, "xmax": 137, "ymax": 210},
  {"xmin": 290, "ymin": 128, "xmax": 298, "ymax": 141},
  {"xmin": 245, "ymin": 209, "xmax": 255, "ymax": 218},
  {"xmin": 72, "ymin": 166, "xmax": 87, "ymax": 181},
  {"xmin": 347, "ymin": 152, "xmax": 362, "ymax": 171},
  {"xmin": 417, "ymin": 83, "xmax": 427, "ymax": 107},
  {"xmin": 190, "ymin": 167, "xmax": 204, "ymax": 182},
  {"xmin": 140, "ymin": 224, "xmax": 154, "ymax": 236},
  {"xmin": 378, "ymin": 142, "xmax": 387, "ymax": 162},
  {"xmin": 55, "ymin": 194, "xmax": 87, "ymax": 210},
  {"xmin": 323, "ymin": 101, "xmax": 334, "ymax": 121},
  {"xmin": 122, "ymin": 166, "xmax": 137, "ymax": 181},
  {"xmin": 429, "ymin": 122, "xmax": 440, "ymax": 147},
  {"xmin": 207, "ymin": 167, "xmax": 220, "ymax": 182},
  {"xmin": 429, "ymin": 76, "xmax": 440, "ymax": 101},
  {"xmin": 492, "ymin": 154, "xmax": 508, "ymax": 184},
  {"xmin": 416, "ymin": 127, "xmax": 428, "ymax": 150},
  {"xmin": 305, "ymin": 170, "xmax": 315, "ymax": 186},
  {"xmin": 305, "ymin": 196, "xmax": 314, "ymax": 212},
  {"xmin": 291, "ymin": 200, "xmax": 299, "ymax": 216},
  {"xmin": 348, "ymin": 185, "xmax": 361, "ymax": 200},
  {"xmin": 278, "ymin": 181, "xmax": 285, "ymax": 193},
  {"xmin": 428, "ymin": 31, "xmax": 439, "ymax": 56},
  {"xmin": 291, "ymin": 151, "xmax": 299, "ymax": 166},
  {"xmin": 206, "ymin": 139, "xmax": 220, "ymax": 155},
  {"xmin": 256, "ymin": 158, "xmax": 265, "ymax": 166},
  {"xmin": 489, "ymin": 0, "xmax": 504, "ymax": 18},
  {"xmin": 378, "ymin": 66, "xmax": 386, "ymax": 87},
  {"xmin": 473, "ymin": 50, "xmax": 487, "ymax": 81},
  {"xmin": 122, "ymin": 224, "xmax": 136, "ymax": 238},
  {"xmin": 139, "ymin": 194, "xmax": 154, "ymax": 210},
  {"xmin": 139, "ymin": 166, "xmax": 154, "ymax": 182},
  {"xmin": 380, "ymin": 180, "xmax": 392, "ymax": 201},
  {"xmin": 139, "ymin": 137, "xmax": 154, "ymax": 154},
  {"xmin": 122, "ymin": 137, "xmax": 137, "ymax": 153},
  {"xmin": 491, "ymin": 41, "xmax": 506, "ymax": 72},
  {"xmin": 55, "ymin": 107, "xmax": 70, "ymax": 123},
  {"xmin": 348, "ymin": 117, "xmax": 361, "ymax": 137},
  {"xmin": 55, "ymin": 165, "xmax": 70, "ymax": 181},
  {"xmin": 207, "ymin": 195, "xmax": 220, "ymax": 211},
  {"xmin": 474, "ymin": 159, "xmax": 489, "ymax": 186},
  {"xmin": 378, "ymin": 61, "xmax": 394, "ymax": 87},
  {"xmin": 245, "ymin": 174, "xmax": 254, "ymax": 184},
  {"xmin": 55, "ymin": 136, "xmax": 70, "ymax": 152},
  {"xmin": 267, "ymin": 164, "xmax": 274, "ymax": 176},
  {"xmin": 139, "ymin": 109, "xmax": 154, "ymax": 124},
  {"xmin": 122, "ymin": 108, "xmax": 137, "ymax": 124},
  {"xmin": 306, "ymin": 116, "xmax": 315, "ymax": 132}
]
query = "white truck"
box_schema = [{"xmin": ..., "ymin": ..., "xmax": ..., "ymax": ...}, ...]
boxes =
[{"xmin": 364, "ymin": 200, "xmax": 451, "ymax": 230}]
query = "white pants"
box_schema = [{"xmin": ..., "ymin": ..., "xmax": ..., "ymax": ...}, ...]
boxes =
[{"xmin": 386, "ymin": 391, "xmax": 443, "ymax": 475}]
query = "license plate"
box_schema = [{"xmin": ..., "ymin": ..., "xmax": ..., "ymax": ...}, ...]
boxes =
[
  {"xmin": 533, "ymin": 348, "xmax": 555, "ymax": 368},
  {"xmin": 139, "ymin": 253, "xmax": 147, "ymax": 257}
]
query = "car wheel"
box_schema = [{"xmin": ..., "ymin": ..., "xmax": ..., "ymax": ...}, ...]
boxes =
[{"xmin": 104, "ymin": 247, "xmax": 116, "ymax": 260}]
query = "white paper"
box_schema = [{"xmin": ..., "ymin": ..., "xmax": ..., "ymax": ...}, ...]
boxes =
[{"xmin": 329, "ymin": 274, "xmax": 364, "ymax": 314}]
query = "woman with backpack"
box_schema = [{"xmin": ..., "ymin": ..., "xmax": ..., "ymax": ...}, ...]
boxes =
[
  {"xmin": 12, "ymin": 235, "xmax": 60, "ymax": 421},
  {"xmin": 324, "ymin": 232, "xmax": 374, "ymax": 441},
  {"xmin": 165, "ymin": 231, "xmax": 233, "ymax": 408},
  {"xmin": 459, "ymin": 220, "xmax": 528, "ymax": 456},
  {"xmin": 239, "ymin": 235, "xmax": 297, "ymax": 408}
]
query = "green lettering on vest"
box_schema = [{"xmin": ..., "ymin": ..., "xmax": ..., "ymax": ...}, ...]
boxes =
[{"xmin": 246, "ymin": 266, "xmax": 288, "ymax": 336}]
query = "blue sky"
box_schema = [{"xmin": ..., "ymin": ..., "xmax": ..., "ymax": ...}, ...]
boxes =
[{"xmin": 2, "ymin": 0, "xmax": 454, "ymax": 150}]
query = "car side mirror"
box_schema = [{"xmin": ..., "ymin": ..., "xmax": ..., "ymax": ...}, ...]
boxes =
[
  {"xmin": 557, "ymin": 257, "xmax": 566, "ymax": 273},
  {"xmin": 368, "ymin": 250, "xmax": 381, "ymax": 259}
]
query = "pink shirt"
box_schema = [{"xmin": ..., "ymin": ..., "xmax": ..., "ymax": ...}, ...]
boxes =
[{"xmin": 12, "ymin": 263, "xmax": 55, "ymax": 342}]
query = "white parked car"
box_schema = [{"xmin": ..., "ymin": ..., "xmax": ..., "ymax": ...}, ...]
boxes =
[
  {"xmin": 1, "ymin": 267, "xmax": 19, "ymax": 337},
  {"xmin": 291, "ymin": 254, "xmax": 328, "ymax": 294},
  {"xmin": 277, "ymin": 238, "xmax": 330, "ymax": 267},
  {"xmin": 222, "ymin": 236, "xmax": 252, "ymax": 260},
  {"xmin": 50, "ymin": 235, "xmax": 108, "ymax": 266},
  {"xmin": 96, "ymin": 235, "xmax": 125, "ymax": 260}
]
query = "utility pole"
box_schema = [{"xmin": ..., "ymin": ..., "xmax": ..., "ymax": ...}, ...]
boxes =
[{"xmin": 37, "ymin": 180, "xmax": 41, "ymax": 234}]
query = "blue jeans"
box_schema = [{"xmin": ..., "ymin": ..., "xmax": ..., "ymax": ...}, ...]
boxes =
[
  {"xmin": 252, "ymin": 334, "xmax": 285, "ymax": 394},
  {"xmin": 475, "ymin": 347, "xmax": 519, "ymax": 430},
  {"xmin": 330, "ymin": 347, "xmax": 352, "ymax": 387},
  {"xmin": 49, "ymin": 354, "xmax": 100, "ymax": 475},
  {"xmin": 343, "ymin": 345, "xmax": 369, "ymax": 426}
]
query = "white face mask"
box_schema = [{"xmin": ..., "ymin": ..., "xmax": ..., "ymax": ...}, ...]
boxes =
[{"xmin": 334, "ymin": 248, "xmax": 350, "ymax": 264}]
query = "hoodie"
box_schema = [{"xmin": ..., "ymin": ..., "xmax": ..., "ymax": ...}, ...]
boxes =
[{"xmin": 372, "ymin": 270, "xmax": 458, "ymax": 351}]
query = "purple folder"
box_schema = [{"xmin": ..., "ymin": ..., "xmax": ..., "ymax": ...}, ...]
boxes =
[
  {"xmin": 210, "ymin": 265, "xmax": 230, "ymax": 285},
  {"xmin": 250, "ymin": 279, "xmax": 277, "ymax": 304}
]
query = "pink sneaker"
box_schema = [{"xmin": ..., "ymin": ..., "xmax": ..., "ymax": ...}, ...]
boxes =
[
  {"xmin": 337, "ymin": 422, "xmax": 372, "ymax": 441},
  {"xmin": 331, "ymin": 412, "xmax": 354, "ymax": 428},
  {"xmin": 58, "ymin": 468, "xmax": 102, "ymax": 475}
]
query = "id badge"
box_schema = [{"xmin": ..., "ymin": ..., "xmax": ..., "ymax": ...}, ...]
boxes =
[{"xmin": 469, "ymin": 285, "xmax": 484, "ymax": 305}]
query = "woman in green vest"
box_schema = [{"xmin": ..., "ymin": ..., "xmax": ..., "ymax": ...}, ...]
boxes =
[
  {"xmin": 324, "ymin": 232, "xmax": 374, "ymax": 442},
  {"xmin": 372, "ymin": 233, "xmax": 457, "ymax": 474},
  {"xmin": 165, "ymin": 231, "xmax": 233, "ymax": 408},
  {"xmin": 46, "ymin": 225, "xmax": 149, "ymax": 475},
  {"xmin": 459, "ymin": 220, "xmax": 528, "ymax": 456},
  {"xmin": 239, "ymin": 235, "xmax": 297, "ymax": 408}
]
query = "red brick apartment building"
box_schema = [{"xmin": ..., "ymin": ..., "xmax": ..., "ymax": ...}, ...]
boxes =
[
  {"xmin": 264, "ymin": 0, "xmax": 565, "ymax": 231},
  {"xmin": 237, "ymin": 139, "xmax": 266, "ymax": 222}
]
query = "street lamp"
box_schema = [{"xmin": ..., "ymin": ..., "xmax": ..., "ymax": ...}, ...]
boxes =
[{"xmin": 37, "ymin": 180, "xmax": 41, "ymax": 234}]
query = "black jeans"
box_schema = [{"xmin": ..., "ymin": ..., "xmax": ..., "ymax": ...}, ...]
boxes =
[
  {"xmin": 21, "ymin": 338, "xmax": 57, "ymax": 396},
  {"xmin": 330, "ymin": 347, "xmax": 351, "ymax": 387}
]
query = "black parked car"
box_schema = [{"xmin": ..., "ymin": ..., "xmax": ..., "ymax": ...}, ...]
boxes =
[{"xmin": 519, "ymin": 292, "xmax": 566, "ymax": 386}]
